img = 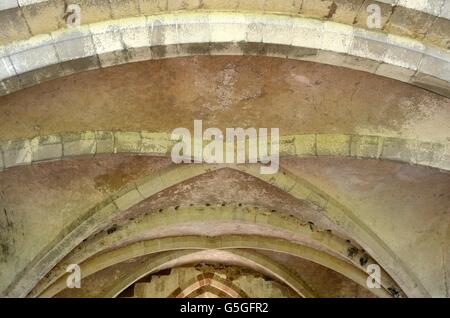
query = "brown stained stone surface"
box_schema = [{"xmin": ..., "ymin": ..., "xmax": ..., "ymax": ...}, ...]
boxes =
[
  {"xmin": 282, "ymin": 157, "xmax": 450, "ymax": 297},
  {"xmin": 0, "ymin": 155, "xmax": 172, "ymax": 291},
  {"xmin": 256, "ymin": 249, "xmax": 376, "ymax": 298},
  {"xmin": 0, "ymin": 56, "xmax": 448, "ymax": 142}
]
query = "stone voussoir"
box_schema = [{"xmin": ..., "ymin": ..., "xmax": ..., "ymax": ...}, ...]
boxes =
[
  {"xmin": 62, "ymin": 131, "xmax": 96, "ymax": 157},
  {"xmin": 0, "ymin": 132, "xmax": 449, "ymax": 171},
  {"xmin": 0, "ymin": 138, "xmax": 32, "ymax": 168},
  {"xmin": 31, "ymin": 134, "xmax": 63, "ymax": 162},
  {"xmin": 0, "ymin": 13, "xmax": 449, "ymax": 97},
  {"xmin": 316, "ymin": 134, "xmax": 351, "ymax": 157},
  {"xmin": 113, "ymin": 131, "xmax": 142, "ymax": 153}
]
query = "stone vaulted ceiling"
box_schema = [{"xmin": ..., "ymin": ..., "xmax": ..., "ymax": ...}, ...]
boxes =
[{"xmin": 0, "ymin": 0, "xmax": 449, "ymax": 298}]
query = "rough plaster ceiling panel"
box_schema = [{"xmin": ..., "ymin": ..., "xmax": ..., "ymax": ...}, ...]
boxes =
[
  {"xmin": 282, "ymin": 157, "xmax": 450, "ymax": 297},
  {"xmin": 0, "ymin": 155, "xmax": 173, "ymax": 292},
  {"xmin": 0, "ymin": 57, "xmax": 448, "ymax": 143},
  {"xmin": 0, "ymin": 156, "xmax": 349, "ymax": 294}
]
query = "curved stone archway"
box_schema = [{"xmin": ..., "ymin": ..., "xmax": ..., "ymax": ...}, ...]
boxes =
[
  {"xmin": 37, "ymin": 235, "xmax": 396, "ymax": 298},
  {"xmin": 1, "ymin": 0, "xmax": 448, "ymax": 49},
  {"xmin": 1, "ymin": 12, "xmax": 449, "ymax": 97},
  {"xmin": 4, "ymin": 163, "xmax": 425, "ymax": 298},
  {"xmin": 1, "ymin": 131, "xmax": 449, "ymax": 172},
  {"xmin": 30, "ymin": 201, "xmax": 401, "ymax": 297},
  {"xmin": 0, "ymin": 0, "xmax": 449, "ymax": 300}
]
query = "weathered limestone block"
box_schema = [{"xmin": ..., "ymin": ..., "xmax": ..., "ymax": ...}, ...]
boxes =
[
  {"xmin": 0, "ymin": 82, "xmax": 7, "ymax": 96},
  {"xmin": 238, "ymin": 15, "xmax": 265, "ymax": 56},
  {"xmin": 119, "ymin": 17, "xmax": 151, "ymax": 62},
  {"xmin": 293, "ymin": 135, "xmax": 316, "ymax": 156},
  {"xmin": 342, "ymin": 55, "xmax": 380, "ymax": 73},
  {"xmin": 138, "ymin": 0, "xmax": 168, "ymax": 14},
  {"xmin": 167, "ymin": 0, "xmax": 202, "ymax": 11},
  {"xmin": 113, "ymin": 187, "xmax": 144, "ymax": 211},
  {"xmin": 237, "ymin": 0, "xmax": 265, "ymax": 11},
  {"xmin": 410, "ymin": 73, "xmax": 450, "ymax": 98},
  {"xmin": 415, "ymin": 141, "xmax": 445, "ymax": 166},
  {"xmin": 136, "ymin": 173, "xmax": 164, "ymax": 198},
  {"xmin": 428, "ymin": 143, "xmax": 450, "ymax": 171},
  {"xmin": 208, "ymin": 14, "xmax": 244, "ymax": 55},
  {"xmin": 95, "ymin": 130, "xmax": 114, "ymax": 154},
  {"xmin": 0, "ymin": 0, "xmax": 18, "ymax": 10},
  {"xmin": 0, "ymin": 76, "xmax": 21, "ymax": 96},
  {"xmin": 264, "ymin": 0, "xmax": 302, "ymax": 14},
  {"xmin": 397, "ymin": 0, "xmax": 445, "ymax": 16},
  {"xmin": 31, "ymin": 134, "xmax": 63, "ymax": 162},
  {"xmin": 8, "ymin": 34, "xmax": 59, "ymax": 74},
  {"xmin": 177, "ymin": 13, "xmax": 211, "ymax": 56},
  {"xmin": 375, "ymin": 63, "xmax": 415, "ymax": 83},
  {"xmin": 440, "ymin": 146, "xmax": 450, "ymax": 170},
  {"xmin": 328, "ymin": 0, "xmax": 365, "ymax": 24},
  {"xmin": 316, "ymin": 134, "xmax": 351, "ymax": 156},
  {"xmin": 262, "ymin": 15, "xmax": 293, "ymax": 46},
  {"xmin": 350, "ymin": 135, "xmax": 381, "ymax": 158},
  {"xmin": 159, "ymin": 166, "xmax": 192, "ymax": 187},
  {"xmin": 90, "ymin": 21, "xmax": 127, "ymax": 67},
  {"xmin": 51, "ymin": 26, "xmax": 96, "ymax": 61},
  {"xmin": 200, "ymin": 0, "xmax": 239, "ymax": 10},
  {"xmin": 418, "ymin": 47, "xmax": 450, "ymax": 82},
  {"xmin": 0, "ymin": 47, "xmax": 16, "ymax": 81},
  {"xmin": 62, "ymin": 131, "xmax": 96, "ymax": 157},
  {"xmin": 425, "ymin": 17, "xmax": 450, "ymax": 49},
  {"xmin": 286, "ymin": 46, "xmax": 318, "ymax": 60},
  {"xmin": 350, "ymin": 28, "xmax": 388, "ymax": 62},
  {"xmin": 177, "ymin": 13, "xmax": 210, "ymax": 44},
  {"xmin": 1, "ymin": 138, "xmax": 32, "ymax": 167},
  {"xmin": 0, "ymin": 147, "xmax": 4, "ymax": 171},
  {"xmin": 109, "ymin": 0, "xmax": 139, "ymax": 19},
  {"xmin": 17, "ymin": 0, "xmax": 52, "ymax": 5},
  {"xmin": 291, "ymin": 18, "xmax": 323, "ymax": 49},
  {"xmin": 278, "ymin": 136, "xmax": 295, "ymax": 156},
  {"xmin": 149, "ymin": 14, "xmax": 179, "ymax": 58},
  {"xmin": 20, "ymin": 0, "xmax": 65, "ymax": 36},
  {"xmin": 140, "ymin": 132, "xmax": 171, "ymax": 155},
  {"xmin": 384, "ymin": 5, "xmax": 435, "ymax": 39},
  {"xmin": 301, "ymin": 0, "xmax": 334, "ymax": 18},
  {"xmin": 303, "ymin": 50, "xmax": 348, "ymax": 67},
  {"xmin": 307, "ymin": 191, "xmax": 329, "ymax": 210},
  {"xmin": 0, "ymin": 7, "xmax": 31, "ymax": 45},
  {"xmin": 209, "ymin": 42, "xmax": 243, "ymax": 56},
  {"xmin": 382, "ymin": 34, "xmax": 425, "ymax": 70},
  {"xmin": 265, "ymin": 169, "xmax": 297, "ymax": 192},
  {"xmin": 321, "ymin": 22, "xmax": 354, "ymax": 54},
  {"xmin": 58, "ymin": 56, "xmax": 100, "ymax": 77},
  {"xmin": 439, "ymin": 0, "xmax": 450, "ymax": 19},
  {"xmin": 381, "ymin": 137, "xmax": 416, "ymax": 163},
  {"xmin": 114, "ymin": 131, "xmax": 142, "ymax": 153},
  {"xmin": 209, "ymin": 13, "xmax": 247, "ymax": 44},
  {"xmin": 19, "ymin": 64, "xmax": 65, "ymax": 90}
]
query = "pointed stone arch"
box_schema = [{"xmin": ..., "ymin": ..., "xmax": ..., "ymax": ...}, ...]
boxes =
[
  {"xmin": 1, "ymin": 12, "xmax": 449, "ymax": 97},
  {"xmin": 4, "ymin": 162, "xmax": 429, "ymax": 297}
]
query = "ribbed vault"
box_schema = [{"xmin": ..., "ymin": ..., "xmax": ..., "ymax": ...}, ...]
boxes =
[{"xmin": 0, "ymin": 0, "xmax": 449, "ymax": 299}]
